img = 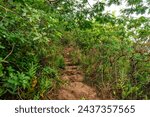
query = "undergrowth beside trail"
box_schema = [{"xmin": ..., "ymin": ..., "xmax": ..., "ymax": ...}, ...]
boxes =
[{"xmin": 0, "ymin": 0, "xmax": 149, "ymax": 99}]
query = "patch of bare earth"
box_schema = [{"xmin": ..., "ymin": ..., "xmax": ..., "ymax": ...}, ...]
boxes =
[{"xmin": 50, "ymin": 46, "xmax": 100, "ymax": 100}]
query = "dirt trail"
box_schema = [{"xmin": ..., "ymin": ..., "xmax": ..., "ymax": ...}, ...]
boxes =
[{"xmin": 55, "ymin": 46, "xmax": 100, "ymax": 100}]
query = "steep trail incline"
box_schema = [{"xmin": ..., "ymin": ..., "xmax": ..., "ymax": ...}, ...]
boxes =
[{"xmin": 55, "ymin": 46, "xmax": 100, "ymax": 100}]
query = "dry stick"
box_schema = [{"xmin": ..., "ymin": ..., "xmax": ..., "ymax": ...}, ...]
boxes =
[
  {"xmin": 18, "ymin": 88, "xmax": 23, "ymax": 100},
  {"xmin": 3, "ymin": 43, "xmax": 15, "ymax": 61},
  {"xmin": 0, "ymin": 5, "xmax": 16, "ymax": 14}
]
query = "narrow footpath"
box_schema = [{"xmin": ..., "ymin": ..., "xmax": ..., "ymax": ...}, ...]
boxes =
[{"xmin": 55, "ymin": 46, "xmax": 100, "ymax": 100}]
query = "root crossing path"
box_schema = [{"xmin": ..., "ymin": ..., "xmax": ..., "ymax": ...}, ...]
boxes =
[{"xmin": 56, "ymin": 46, "xmax": 100, "ymax": 100}]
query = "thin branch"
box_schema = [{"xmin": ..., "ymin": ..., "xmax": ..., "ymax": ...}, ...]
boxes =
[
  {"xmin": 3, "ymin": 43, "xmax": 15, "ymax": 61},
  {"xmin": 87, "ymin": 0, "xmax": 92, "ymax": 9},
  {"xmin": 0, "ymin": 4, "xmax": 16, "ymax": 14},
  {"xmin": 18, "ymin": 88, "xmax": 23, "ymax": 100},
  {"xmin": 0, "ymin": 4, "xmax": 28, "ymax": 20}
]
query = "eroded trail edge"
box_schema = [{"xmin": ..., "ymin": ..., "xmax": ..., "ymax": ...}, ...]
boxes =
[{"xmin": 55, "ymin": 46, "xmax": 100, "ymax": 100}]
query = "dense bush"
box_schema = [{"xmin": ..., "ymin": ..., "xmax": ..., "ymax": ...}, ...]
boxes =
[
  {"xmin": 0, "ymin": 1, "xmax": 63, "ymax": 99},
  {"xmin": 0, "ymin": 0, "xmax": 149, "ymax": 99},
  {"xmin": 71, "ymin": 20, "xmax": 150, "ymax": 99}
]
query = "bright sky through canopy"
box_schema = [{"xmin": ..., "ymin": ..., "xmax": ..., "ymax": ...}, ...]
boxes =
[
  {"xmin": 88, "ymin": 0, "xmax": 150, "ymax": 17},
  {"xmin": 88, "ymin": 0, "xmax": 125, "ymax": 16}
]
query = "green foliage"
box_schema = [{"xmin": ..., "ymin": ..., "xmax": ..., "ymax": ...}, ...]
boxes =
[
  {"xmin": 69, "ymin": 16, "xmax": 149, "ymax": 99},
  {"xmin": 42, "ymin": 67, "xmax": 58, "ymax": 79},
  {"xmin": 0, "ymin": 0, "xmax": 63, "ymax": 99},
  {"xmin": 39, "ymin": 76, "xmax": 52, "ymax": 98},
  {"xmin": 55, "ymin": 56, "xmax": 65, "ymax": 69},
  {"xmin": 0, "ymin": 0, "xmax": 149, "ymax": 100},
  {"xmin": 5, "ymin": 71, "xmax": 30, "ymax": 93}
]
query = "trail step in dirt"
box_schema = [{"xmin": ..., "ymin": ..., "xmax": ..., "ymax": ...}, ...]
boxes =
[
  {"xmin": 65, "ymin": 66, "xmax": 78, "ymax": 70},
  {"xmin": 64, "ymin": 70, "xmax": 82, "ymax": 76},
  {"xmin": 55, "ymin": 46, "xmax": 100, "ymax": 100},
  {"xmin": 61, "ymin": 74, "xmax": 84, "ymax": 82},
  {"xmin": 57, "ymin": 82, "xmax": 98, "ymax": 100}
]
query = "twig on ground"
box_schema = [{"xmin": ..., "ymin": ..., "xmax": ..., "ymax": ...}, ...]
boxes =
[{"xmin": 3, "ymin": 43, "xmax": 15, "ymax": 61}]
